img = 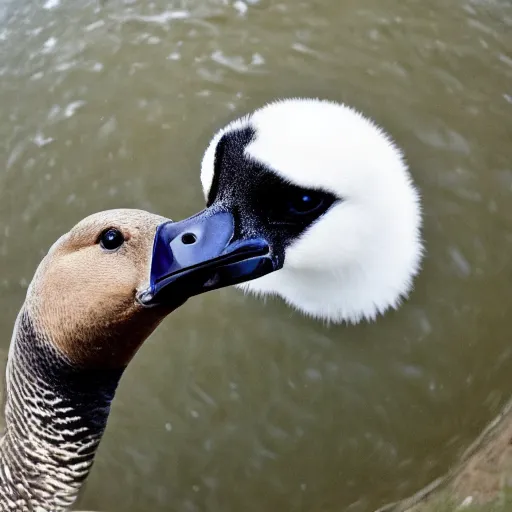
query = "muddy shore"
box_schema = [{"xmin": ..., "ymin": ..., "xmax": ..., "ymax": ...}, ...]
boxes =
[{"xmin": 376, "ymin": 399, "xmax": 512, "ymax": 511}]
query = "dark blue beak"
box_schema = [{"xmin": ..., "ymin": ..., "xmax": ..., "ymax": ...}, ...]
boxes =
[{"xmin": 138, "ymin": 209, "xmax": 278, "ymax": 306}]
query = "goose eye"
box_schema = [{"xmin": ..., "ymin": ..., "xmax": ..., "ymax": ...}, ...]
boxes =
[
  {"xmin": 286, "ymin": 192, "xmax": 325, "ymax": 215},
  {"xmin": 99, "ymin": 228, "xmax": 125, "ymax": 251}
]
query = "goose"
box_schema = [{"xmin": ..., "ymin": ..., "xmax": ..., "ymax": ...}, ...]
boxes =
[
  {"xmin": 163, "ymin": 98, "xmax": 423, "ymax": 324},
  {"xmin": 0, "ymin": 208, "xmax": 275, "ymax": 511}
]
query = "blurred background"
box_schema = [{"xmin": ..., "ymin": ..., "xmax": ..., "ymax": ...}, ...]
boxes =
[{"xmin": 0, "ymin": 0, "xmax": 511, "ymax": 510}]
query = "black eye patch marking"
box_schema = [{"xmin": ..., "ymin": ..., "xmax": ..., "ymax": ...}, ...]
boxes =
[
  {"xmin": 252, "ymin": 177, "xmax": 336, "ymax": 227},
  {"xmin": 207, "ymin": 126, "xmax": 255, "ymax": 207},
  {"xmin": 205, "ymin": 125, "xmax": 339, "ymax": 254}
]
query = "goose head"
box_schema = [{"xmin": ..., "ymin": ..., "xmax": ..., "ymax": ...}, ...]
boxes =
[
  {"xmin": 24, "ymin": 209, "xmax": 175, "ymax": 369},
  {"xmin": 24, "ymin": 208, "xmax": 273, "ymax": 369},
  {"xmin": 165, "ymin": 98, "xmax": 423, "ymax": 324}
]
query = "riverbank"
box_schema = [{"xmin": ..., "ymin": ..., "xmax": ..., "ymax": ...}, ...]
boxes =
[{"xmin": 377, "ymin": 399, "xmax": 512, "ymax": 512}]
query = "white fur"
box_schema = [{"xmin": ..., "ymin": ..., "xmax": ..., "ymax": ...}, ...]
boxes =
[{"xmin": 201, "ymin": 98, "xmax": 423, "ymax": 324}]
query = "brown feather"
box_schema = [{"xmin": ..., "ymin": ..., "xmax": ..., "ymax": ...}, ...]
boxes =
[{"xmin": 24, "ymin": 209, "xmax": 175, "ymax": 369}]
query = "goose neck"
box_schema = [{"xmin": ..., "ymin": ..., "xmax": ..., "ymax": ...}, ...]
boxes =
[{"xmin": 0, "ymin": 308, "xmax": 123, "ymax": 512}]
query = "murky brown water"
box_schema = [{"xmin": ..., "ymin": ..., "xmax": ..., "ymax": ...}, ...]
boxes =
[{"xmin": 0, "ymin": 0, "xmax": 511, "ymax": 510}]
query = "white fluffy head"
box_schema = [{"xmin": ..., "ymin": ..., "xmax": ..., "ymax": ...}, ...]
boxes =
[{"xmin": 201, "ymin": 98, "xmax": 423, "ymax": 324}]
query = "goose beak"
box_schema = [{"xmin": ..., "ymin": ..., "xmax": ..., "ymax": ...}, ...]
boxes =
[{"xmin": 138, "ymin": 209, "xmax": 278, "ymax": 306}]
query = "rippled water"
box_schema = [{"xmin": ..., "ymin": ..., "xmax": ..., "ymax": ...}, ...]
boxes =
[{"xmin": 0, "ymin": 0, "xmax": 511, "ymax": 510}]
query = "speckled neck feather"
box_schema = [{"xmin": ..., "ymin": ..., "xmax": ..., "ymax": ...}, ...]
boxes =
[{"xmin": 0, "ymin": 308, "xmax": 123, "ymax": 511}]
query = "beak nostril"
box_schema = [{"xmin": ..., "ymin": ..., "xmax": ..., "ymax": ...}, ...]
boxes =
[{"xmin": 181, "ymin": 233, "xmax": 197, "ymax": 245}]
